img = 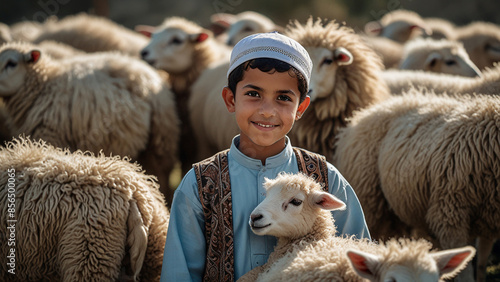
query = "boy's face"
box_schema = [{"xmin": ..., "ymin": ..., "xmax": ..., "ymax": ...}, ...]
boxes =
[{"xmin": 222, "ymin": 67, "xmax": 309, "ymax": 158}]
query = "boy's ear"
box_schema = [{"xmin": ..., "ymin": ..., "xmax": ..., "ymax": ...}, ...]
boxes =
[
  {"xmin": 296, "ymin": 96, "xmax": 310, "ymax": 120},
  {"xmin": 222, "ymin": 86, "xmax": 236, "ymax": 113}
]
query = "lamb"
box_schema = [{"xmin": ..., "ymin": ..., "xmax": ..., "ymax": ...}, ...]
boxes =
[
  {"xmin": 0, "ymin": 42, "xmax": 180, "ymax": 205},
  {"xmin": 286, "ymin": 18, "xmax": 390, "ymax": 162},
  {"xmin": 36, "ymin": 40, "xmax": 86, "ymax": 59},
  {"xmin": 140, "ymin": 16, "xmax": 231, "ymax": 173},
  {"xmin": 218, "ymin": 11, "xmax": 283, "ymax": 46},
  {"xmin": 334, "ymin": 90, "xmax": 500, "ymax": 282},
  {"xmin": 0, "ymin": 137, "xmax": 169, "ymax": 281},
  {"xmin": 398, "ymin": 38, "xmax": 482, "ymax": 77},
  {"xmin": 32, "ymin": 13, "xmax": 150, "ymax": 57},
  {"xmin": 383, "ymin": 64, "xmax": 500, "ymax": 95},
  {"xmin": 238, "ymin": 172, "xmax": 476, "ymax": 282},
  {"xmin": 364, "ymin": 9, "xmax": 430, "ymax": 44},
  {"xmin": 0, "ymin": 23, "xmax": 12, "ymax": 45},
  {"xmin": 454, "ymin": 21, "xmax": 500, "ymax": 70},
  {"xmin": 423, "ymin": 17, "xmax": 456, "ymax": 40}
]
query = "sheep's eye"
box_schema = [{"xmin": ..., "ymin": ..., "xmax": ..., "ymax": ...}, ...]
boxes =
[
  {"xmin": 290, "ymin": 198, "xmax": 302, "ymax": 206},
  {"xmin": 171, "ymin": 37, "xmax": 182, "ymax": 45},
  {"xmin": 243, "ymin": 26, "xmax": 254, "ymax": 32},
  {"xmin": 5, "ymin": 60, "xmax": 17, "ymax": 69},
  {"xmin": 445, "ymin": 60, "xmax": 456, "ymax": 66},
  {"xmin": 321, "ymin": 58, "xmax": 334, "ymax": 66}
]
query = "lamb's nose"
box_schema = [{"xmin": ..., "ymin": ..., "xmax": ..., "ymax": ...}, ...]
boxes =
[{"xmin": 250, "ymin": 214, "xmax": 263, "ymax": 223}]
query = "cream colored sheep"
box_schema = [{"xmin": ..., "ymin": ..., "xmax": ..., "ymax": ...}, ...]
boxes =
[
  {"xmin": 0, "ymin": 42, "xmax": 180, "ymax": 205},
  {"xmin": 36, "ymin": 40, "xmax": 86, "ymax": 59},
  {"xmin": 0, "ymin": 99, "xmax": 10, "ymax": 145},
  {"xmin": 140, "ymin": 16, "xmax": 231, "ymax": 173},
  {"xmin": 361, "ymin": 35, "xmax": 404, "ymax": 69},
  {"xmin": 238, "ymin": 173, "xmax": 475, "ymax": 282},
  {"xmin": 364, "ymin": 9, "xmax": 431, "ymax": 44},
  {"xmin": 334, "ymin": 90, "xmax": 500, "ymax": 282},
  {"xmin": 0, "ymin": 23, "xmax": 12, "ymax": 45},
  {"xmin": 399, "ymin": 38, "xmax": 482, "ymax": 77},
  {"xmin": 32, "ymin": 13, "xmax": 149, "ymax": 57},
  {"xmin": 455, "ymin": 21, "xmax": 500, "ymax": 70},
  {"xmin": 0, "ymin": 137, "xmax": 169, "ymax": 281},
  {"xmin": 9, "ymin": 19, "xmax": 45, "ymax": 42},
  {"xmin": 423, "ymin": 17, "xmax": 456, "ymax": 40},
  {"xmin": 223, "ymin": 11, "xmax": 283, "ymax": 46},
  {"xmin": 383, "ymin": 64, "xmax": 500, "ymax": 95},
  {"xmin": 286, "ymin": 18, "xmax": 390, "ymax": 162}
]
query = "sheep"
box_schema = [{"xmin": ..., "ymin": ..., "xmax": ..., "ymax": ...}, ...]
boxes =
[
  {"xmin": 0, "ymin": 42, "xmax": 180, "ymax": 205},
  {"xmin": 32, "ymin": 13, "xmax": 149, "ymax": 57},
  {"xmin": 398, "ymin": 38, "xmax": 482, "ymax": 77},
  {"xmin": 238, "ymin": 172, "xmax": 476, "ymax": 282},
  {"xmin": 221, "ymin": 11, "xmax": 283, "ymax": 46},
  {"xmin": 423, "ymin": 17, "xmax": 456, "ymax": 40},
  {"xmin": 383, "ymin": 64, "xmax": 500, "ymax": 95},
  {"xmin": 334, "ymin": 89, "xmax": 500, "ymax": 282},
  {"xmin": 9, "ymin": 19, "xmax": 46, "ymax": 42},
  {"xmin": 364, "ymin": 9, "xmax": 431, "ymax": 44},
  {"xmin": 454, "ymin": 21, "xmax": 500, "ymax": 70},
  {"xmin": 0, "ymin": 99, "xmax": 10, "ymax": 145},
  {"xmin": 286, "ymin": 18, "xmax": 391, "ymax": 162},
  {"xmin": 361, "ymin": 35, "xmax": 404, "ymax": 69},
  {"xmin": 140, "ymin": 16, "xmax": 231, "ymax": 173},
  {"xmin": 36, "ymin": 40, "xmax": 86, "ymax": 59},
  {"xmin": 0, "ymin": 137, "xmax": 169, "ymax": 281},
  {"xmin": 0, "ymin": 23, "xmax": 13, "ymax": 45}
]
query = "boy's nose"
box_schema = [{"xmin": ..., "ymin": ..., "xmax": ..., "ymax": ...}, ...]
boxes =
[{"xmin": 259, "ymin": 101, "xmax": 276, "ymax": 117}]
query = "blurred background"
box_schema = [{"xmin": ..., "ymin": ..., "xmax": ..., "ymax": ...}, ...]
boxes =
[{"xmin": 2, "ymin": 0, "xmax": 499, "ymax": 32}]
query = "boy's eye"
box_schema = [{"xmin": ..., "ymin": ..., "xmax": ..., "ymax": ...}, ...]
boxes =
[
  {"xmin": 277, "ymin": 95, "xmax": 292, "ymax": 102},
  {"xmin": 245, "ymin": 91, "xmax": 260, "ymax": 97}
]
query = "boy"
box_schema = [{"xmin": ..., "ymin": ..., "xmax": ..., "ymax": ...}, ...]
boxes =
[{"xmin": 161, "ymin": 32, "xmax": 370, "ymax": 281}]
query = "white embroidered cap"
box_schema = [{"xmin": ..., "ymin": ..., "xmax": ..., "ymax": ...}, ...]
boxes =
[{"xmin": 227, "ymin": 32, "xmax": 312, "ymax": 89}]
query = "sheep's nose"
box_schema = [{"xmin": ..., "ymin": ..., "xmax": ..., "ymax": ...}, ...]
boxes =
[
  {"xmin": 251, "ymin": 213, "xmax": 263, "ymax": 223},
  {"xmin": 140, "ymin": 50, "xmax": 149, "ymax": 60}
]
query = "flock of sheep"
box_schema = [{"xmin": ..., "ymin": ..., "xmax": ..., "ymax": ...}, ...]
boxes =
[{"xmin": 0, "ymin": 8, "xmax": 499, "ymax": 282}]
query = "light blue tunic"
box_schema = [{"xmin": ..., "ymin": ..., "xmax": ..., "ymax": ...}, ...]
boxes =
[{"xmin": 161, "ymin": 136, "xmax": 370, "ymax": 281}]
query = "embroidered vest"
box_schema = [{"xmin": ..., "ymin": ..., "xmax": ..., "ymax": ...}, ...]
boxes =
[{"xmin": 193, "ymin": 147, "xmax": 329, "ymax": 282}]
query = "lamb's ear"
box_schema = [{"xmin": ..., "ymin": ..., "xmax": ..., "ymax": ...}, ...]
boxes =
[
  {"xmin": 431, "ymin": 246, "xmax": 476, "ymax": 279},
  {"xmin": 190, "ymin": 32, "xmax": 211, "ymax": 43},
  {"xmin": 334, "ymin": 47, "xmax": 353, "ymax": 66},
  {"xmin": 364, "ymin": 21, "xmax": 382, "ymax": 36},
  {"xmin": 311, "ymin": 191, "xmax": 346, "ymax": 211},
  {"xmin": 346, "ymin": 249, "xmax": 380, "ymax": 280},
  {"xmin": 24, "ymin": 49, "xmax": 41, "ymax": 64},
  {"xmin": 135, "ymin": 25, "xmax": 156, "ymax": 38}
]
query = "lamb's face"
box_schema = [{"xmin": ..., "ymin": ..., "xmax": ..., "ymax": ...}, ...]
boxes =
[
  {"xmin": 462, "ymin": 35, "xmax": 500, "ymax": 70},
  {"xmin": 226, "ymin": 17, "xmax": 275, "ymax": 46},
  {"xmin": 0, "ymin": 48, "xmax": 38, "ymax": 97},
  {"xmin": 140, "ymin": 27, "xmax": 201, "ymax": 73},
  {"xmin": 422, "ymin": 47, "xmax": 482, "ymax": 77},
  {"xmin": 307, "ymin": 46, "xmax": 353, "ymax": 101},
  {"xmin": 249, "ymin": 173, "xmax": 345, "ymax": 239}
]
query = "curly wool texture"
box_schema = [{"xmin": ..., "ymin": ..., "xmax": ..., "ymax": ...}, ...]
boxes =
[
  {"xmin": 286, "ymin": 18, "xmax": 390, "ymax": 162},
  {"xmin": 0, "ymin": 137, "xmax": 169, "ymax": 281},
  {"xmin": 260, "ymin": 238, "xmax": 449, "ymax": 282},
  {"xmin": 334, "ymin": 90, "xmax": 500, "ymax": 278},
  {"xmin": 1, "ymin": 42, "xmax": 179, "ymax": 203},
  {"xmin": 32, "ymin": 13, "xmax": 149, "ymax": 57}
]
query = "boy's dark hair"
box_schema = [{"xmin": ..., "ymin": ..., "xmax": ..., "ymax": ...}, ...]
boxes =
[{"xmin": 227, "ymin": 58, "xmax": 309, "ymax": 104}]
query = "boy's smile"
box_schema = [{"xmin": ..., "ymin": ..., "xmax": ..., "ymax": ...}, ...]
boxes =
[{"xmin": 223, "ymin": 67, "xmax": 310, "ymax": 163}]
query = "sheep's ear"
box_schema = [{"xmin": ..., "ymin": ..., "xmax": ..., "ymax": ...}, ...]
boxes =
[
  {"xmin": 364, "ymin": 21, "xmax": 382, "ymax": 36},
  {"xmin": 425, "ymin": 52, "xmax": 442, "ymax": 69},
  {"xmin": 312, "ymin": 191, "xmax": 346, "ymax": 211},
  {"xmin": 334, "ymin": 47, "xmax": 353, "ymax": 66},
  {"xmin": 24, "ymin": 49, "xmax": 41, "ymax": 64},
  {"xmin": 135, "ymin": 25, "xmax": 156, "ymax": 38},
  {"xmin": 190, "ymin": 32, "xmax": 210, "ymax": 43},
  {"xmin": 431, "ymin": 246, "xmax": 475, "ymax": 279},
  {"xmin": 346, "ymin": 249, "xmax": 380, "ymax": 280}
]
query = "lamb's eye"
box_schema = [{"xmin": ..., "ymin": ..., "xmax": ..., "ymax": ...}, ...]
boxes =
[
  {"xmin": 445, "ymin": 60, "xmax": 456, "ymax": 66},
  {"xmin": 290, "ymin": 198, "xmax": 302, "ymax": 206},
  {"xmin": 5, "ymin": 60, "xmax": 17, "ymax": 69},
  {"xmin": 321, "ymin": 58, "xmax": 334, "ymax": 66},
  {"xmin": 171, "ymin": 37, "xmax": 182, "ymax": 45},
  {"xmin": 243, "ymin": 26, "xmax": 254, "ymax": 32}
]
